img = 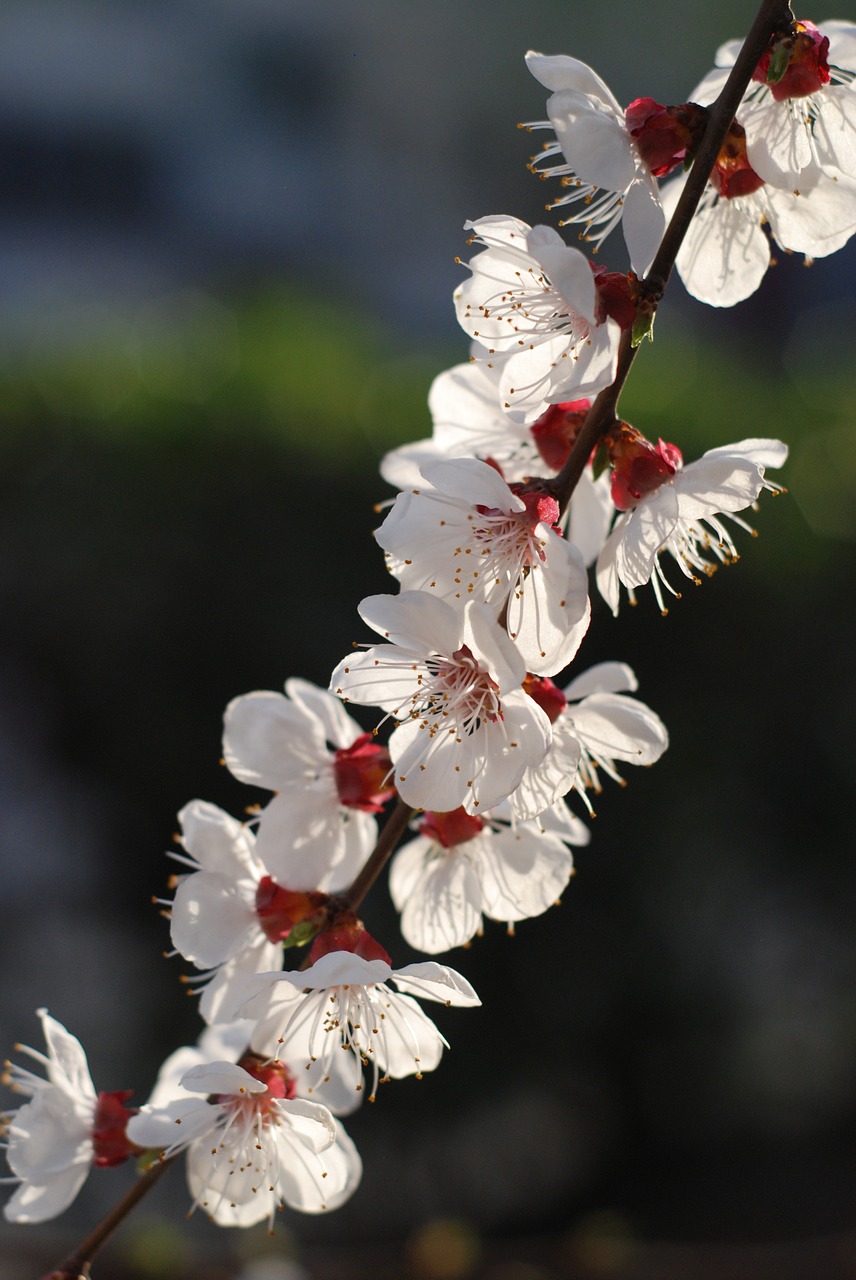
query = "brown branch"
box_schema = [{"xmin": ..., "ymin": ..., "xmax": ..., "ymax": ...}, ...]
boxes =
[
  {"xmin": 547, "ymin": 0, "xmax": 795, "ymax": 515},
  {"xmin": 44, "ymin": 1155, "xmax": 175, "ymax": 1280}
]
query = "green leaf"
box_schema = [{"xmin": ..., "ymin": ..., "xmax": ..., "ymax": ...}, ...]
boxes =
[
  {"xmin": 591, "ymin": 440, "xmax": 611, "ymax": 481},
  {"xmin": 631, "ymin": 308, "xmax": 655, "ymax": 347},
  {"xmin": 283, "ymin": 919, "xmax": 321, "ymax": 950}
]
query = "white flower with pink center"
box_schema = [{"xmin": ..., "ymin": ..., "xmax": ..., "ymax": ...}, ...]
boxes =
[
  {"xmin": 595, "ymin": 433, "xmax": 788, "ymax": 614},
  {"xmin": 127, "ymin": 1055, "xmax": 361, "ymax": 1228},
  {"xmin": 518, "ymin": 665, "xmax": 669, "ymax": 819},
  {"xmin": 380, "ymin": 361, "xmax": 613, "ymax": 568},
  {"xmin": 2, "ymin": 1010, "xmax": 138, "ymax": 1223},
  {"xmin": 166, "ymin": 800, "xmax": 331, "ymax": 1025},
  {"xmin": 389, "ymin": 804, "xmax": 585, "ymax": 954},
  {"xmin": 523, "ymin": 52, "xmax": 688, "ymax": 274},
  {"xmin": 223, "ymin": 678, "xmax": 392, "ymax": 891},
  {"xmin": 238, "ymin": 927, "xmax": 480, "ymax": 1105},
  {"xmin": 453, "ymin": 215, "xmax": 621, "ymax": 423},
  {"xmin": 375, "ymin": 457, "xmax": 590, "ymax": 676},
  {"xmin": 694, "ymin": 21, "xmax": 856, "ymax": 190},
  {"xmin": 330, "ymin": 592, "xmax": 552, "ymax": 814}
]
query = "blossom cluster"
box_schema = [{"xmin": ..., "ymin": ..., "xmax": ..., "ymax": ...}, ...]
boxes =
[{"xmin": 3, "ymin": 9, "xmax": 825, "ymax": 1252}]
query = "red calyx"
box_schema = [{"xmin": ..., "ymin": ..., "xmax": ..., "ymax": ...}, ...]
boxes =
[
  {"xmin": 509, "ymin": 481, "xmax": 561, "ymax": 530},
  {"xmin": 308, "ymin": 914, "xmax": 392, "ymax": 966},
  {"xmin": 333, "ymin": 733, "xmax": 394, "ymax": 812},
  {"xmin": 754, "ymin": 21, "xmax": 830, "ymax": 100},
  {"xmin": 710, "ymin": 121, "xmax": 765, "ymax": 199},
  {"xmin": 625, "ymin": 98, "xmax": 709, "ymax": 177},
  {"xmin": 91, "ymin": 1090, "xmax": 138, "ymax": 1167},
  {"xmin": 522, "ymin": 674, "xmax": 567, "ymax": 724},
  {"xmin": 607, "ymin": 422, "xmax": 682, "ymax": 511},
  {"xmin": 419, "ymin": 807, "xmax": 485, "ymax": 848},
  {"xmin": 592, "ymin": 265, "xmax": 638, "ymax": 332},
  {"xmin": 530, "ymin": 401, "xmax": 591, "ymax": 471},
  {"xmin": 255, "ymin": 877, "xmax": 330, "ymax": 943},
  {"xmin": 237, "ymin": 1052, "xmax": 297, "ymax": 1101}
]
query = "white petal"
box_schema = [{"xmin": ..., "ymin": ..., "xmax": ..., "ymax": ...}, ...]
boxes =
[
  {"xmin": 614, "ymin": 487, "xmax": 680, "ymax": 589},
  {"xmin": 525, "ymin": 51, "xmax": 624, "ymax": 114},
  {"xmin": 3, "ymin": 1164, "xmax": 90, "ymax": 1224},
  {"xmin": 393, "ymin": 962, "xmax": 481, "ymax": 1006},
  {"xmin": 223, "ymin": 691, "xmax": 325, "ymax": 790},
  {"xmin": 564, "ymin": 661, "xmax": 638, "ymax": 700},
  {"xmin": 284, "ymin": 677, "xmax": 364, "ymax": 750},
  {"xmin": 570, "ymin": 694, "xmax": 669, "ymax": 765},
  {"xmin": 478, "ymin": 824, "xmax": 573, "ymax": 922},
  {"xmin": 391, "ymin": 841, "xmax": 484, "ymax": 953},
  {"xmin": 180, "ymin": 1061, "xmax": 267, "ymax": 1096},
  {"xmin": 546, "ymin": 89, "xmax": 637, "ymax": 191},
  {"xmin": 621, "ymin": 173, "xmax": 666, "ymax": 276},
  {"xmin": 177, "ymin": 800, "xmax": 260, "ymax": 879},
  {"xmin": 674, "ymin": 197, "xmax": 770, "ymax": 308}
]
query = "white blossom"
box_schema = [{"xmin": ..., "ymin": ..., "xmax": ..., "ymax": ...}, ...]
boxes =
[
  {"xmin": 453, "ymin": 216, "xmax": 621, "ymax": 423},
  {"xmin": 524, "ymin": 51, "xmax": 666, "ymax": 273},
  {"xmin": 376, "ymin": 457, "xmax": 590, "ymax": 675},
  {"xmin": 238, "ymin": 948, "xmax": 480, "ymax": 1105},
  {"xmin": 223, "ymin": 679, "xmax": 387, "ymax": 891},
  {"xmin": 330, "ymin": 592, "xmax": 552, "ymax": 814},
  {"xmin": 596, "ymin": 438, "xmax": 787, "ymax": 614},
  {"xmin": 128, "ymin": 1058, "xmax": 360, "ymax": 1229}
]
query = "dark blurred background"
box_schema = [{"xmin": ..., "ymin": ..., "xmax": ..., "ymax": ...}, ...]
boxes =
[{"xmin": 2, "ymin": 2, "xmax": 856, "ymax": 1278}]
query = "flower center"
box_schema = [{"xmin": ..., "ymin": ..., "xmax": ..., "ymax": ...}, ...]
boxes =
[
  {"xmin": 333, "ymin": 733, "xmax": 395, "ymax": 812},
  {"xmin": 92, "ymin": 1090, "xmax": 139, "ymax": 1167},
  {"xmin": 418, "ymin": 644, "xmax": 503, "ymax": 733},
  {"xmin": 711, "ymin": 123, "xmax": 765, "ymax": 200},
  {"xmin": 754, "ymin": 20, "xmax": 830, "ymax": 100},
  {"xmin": 607, "ymin": 423, "xmax": 682, "ymax": 510},
  {"xmin": 419, "ymin": 807, "xmax": 486, "ymax": 847},
  {"xmin": 530, "ymin": 400, "xmax": 591, "ymax": 471},
  {"xmin": 255, "ymin": 877, "xmax": 330, "ymax": 943}
]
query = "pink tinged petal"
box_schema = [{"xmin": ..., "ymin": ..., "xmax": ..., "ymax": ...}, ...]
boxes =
[
  {"xmin": 545, "ymin": 90, "xmax": 637, "ymax": 191},
  {"xmin": 564, "ymin": 661, "xmax": 638, "ymax": 700},
  {"xmin": 394, "ymin": 842, "xmax": 484, "ymax": 954},
  {"xmin": 525, "ymin": 51, "xmax": 623, "ymax": 114},
  {"xmin": 3, "ymin": 1163, "xmax": 90, "ymax": 1224},
  {"xmin": 36, "ymin": 1011, "xmax": 97, "ymax": 1103},
  {"xmin": 177, "ymin": 800, "xmax": 260, "ymax": 879},
  {"xmin": 284, "ymin": 677, "xmax": 364, "ymax": 751},
  {"xmin": 477, "ymin": 826, "xmax": 573, "ymax": 922},
  {"xmin": 621, "ymin": 174, "xmax": 667, "ymax": 276},
  {"xmin": 253, "ymin": 789, "xmax": 375, "ymax": 893},
  {"xmin": 170, "ymin": 874, "xmax": 256, "ymax": 969},
  {"xmin": 675, "ymin": 199, "xmax": 770, "ymax": 308},
  {"xmin": 614, "ymin": 487, "xmax": 680, "ymax": 589},
  {"xmin": 393, "ymin": 961, "xmax": 481, "ymax": 1006},
  {"xmin": 570, "ymin": 695, "xmax": 669, "ymax": 765},
  {"xmin": 507, "ymin": 729, "xmax": 581, "ymax": 822},
  {"xmin": 675, "ymin": 456, "xmax": 766, "ymax": 518},
  {"xmin": 222, "ymin": 691, "xmax": 325, "ymax": 790}
]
